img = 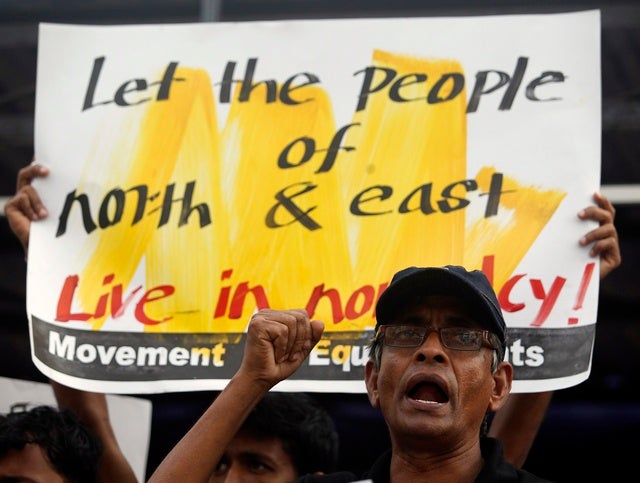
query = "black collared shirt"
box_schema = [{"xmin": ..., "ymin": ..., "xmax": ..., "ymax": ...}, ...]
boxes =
[{"xmin": 295, "ymin": 437, "xmax": 554, "ymax": 483}]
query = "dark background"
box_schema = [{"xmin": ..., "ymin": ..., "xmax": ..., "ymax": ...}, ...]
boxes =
[{"xmin": 1, "ymin": 1, "xmax": 638, "ymax": 481}]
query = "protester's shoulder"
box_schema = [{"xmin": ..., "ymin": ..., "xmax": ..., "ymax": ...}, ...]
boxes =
[
  {"xmin": 479, "ymin": 437, "xmax": 555, "ymax": 483},
  {"xmin": 479, "ymin": 463, "xmax": 555, "ymax": 483},
  {"xmin": 514, "ymin": 467, "xmax": 555, "ymax": 483},
  {"xmin": 295, "ymin": 471, "xmax": 362, "ymax": 483}
]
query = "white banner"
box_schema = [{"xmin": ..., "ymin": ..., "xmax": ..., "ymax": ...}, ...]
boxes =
[{"xmin": 30, "ymin": 10, "xmax": 601, "ymax": 393}]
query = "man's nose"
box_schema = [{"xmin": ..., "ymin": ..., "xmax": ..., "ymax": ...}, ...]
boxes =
[
  {"xmin": 414, "ymin": 329, "xmax": 447, "ymax": 362},
  {"xmin": 423, "ymin": 329, "xmax": 444, "ymax": 347}
]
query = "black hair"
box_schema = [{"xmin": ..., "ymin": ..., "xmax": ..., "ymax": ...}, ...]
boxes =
[
  {"xmin": 0, "ymin": 405, "xmax": 102, "ymax": 483},
  {"xmin": 240, "ymin": 392, "xmax": 339, "ymax": 476}
]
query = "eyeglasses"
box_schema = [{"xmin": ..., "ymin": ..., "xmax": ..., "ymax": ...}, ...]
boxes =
[{"xmin": 376, "ymin": 325, "xmax": 496, "ymax": 351}]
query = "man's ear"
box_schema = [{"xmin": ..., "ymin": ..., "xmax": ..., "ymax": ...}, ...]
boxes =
[
  {"xmin": 365, "ymin": 359, "xmax": 380, "ymax": 409},
  {"xmin": 488, "ymin": 361, "xmax": 513, "ymax": 412}
]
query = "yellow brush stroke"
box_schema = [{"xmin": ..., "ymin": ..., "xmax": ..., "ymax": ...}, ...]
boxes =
[
  {"xmin": 464, "ymin": 166, "xmax": 566, "ymax": 291},
  {"xmin": 144, "ymin": 71, "xmax": 231, "ymax": 333},
  {"xmin": 221, "ymin": 84, "xmax": 356, "ymax": 331},
  {"xmin": 78, "ymin": 67, "xmax": 213, "ymax": 330},
  {"xmin": 342, "ymin": 50, "xmax": 468, "ymax": 327}
]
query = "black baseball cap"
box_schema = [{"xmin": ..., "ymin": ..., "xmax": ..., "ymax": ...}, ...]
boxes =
[{"xmin": 375, "ymin": 265, "xmax": 507, "ymax": 346}]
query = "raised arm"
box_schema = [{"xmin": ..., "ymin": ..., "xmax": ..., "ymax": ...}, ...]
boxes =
[
  {"xmin": 50, "ymin": 381, "xmax": 138, "ymax": 483},
  {"xmin": 5, "ymin": 160, "xmax": 137, "ymax": 482},
  {"xmin": 488, "ymin": 191, "xmax": 621, "ymax": 468},
  {"xmin": 148, "ymin": 308, "xmax": 324, "ymax": 483}
]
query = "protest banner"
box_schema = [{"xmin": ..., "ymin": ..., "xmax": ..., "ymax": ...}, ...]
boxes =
[{"xmin": 29, "ymin": 10, "xmax": 601, "ymax": 393}]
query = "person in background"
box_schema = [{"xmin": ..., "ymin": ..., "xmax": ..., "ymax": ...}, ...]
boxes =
[
  {"xmin": 0, "ymin": 367, "xmax": 138, "ymax": 482},
  {"xmin": 0, "ymin": 403, "xmax": 102, "ymax": 483},
  {"xmin": 210, "ymin": 391, "xmax": 339, "ymax": 482}
]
